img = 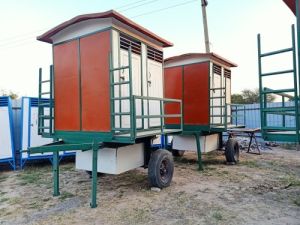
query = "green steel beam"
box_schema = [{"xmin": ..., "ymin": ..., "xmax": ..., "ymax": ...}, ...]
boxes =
[
  {"xmin": 195, "ymin": 133, "xmax": 203, "ymax": 171},
  {"xmin": 90, "ymin": 141, "xmax": 98, "ymax": 208},
  {"xmin": 29, "ymin": 143, "xmax": 93, "ymax": 154},
  {"xmin": 53, "ymin": 151, "xmax": 60, "ymax": 196}
]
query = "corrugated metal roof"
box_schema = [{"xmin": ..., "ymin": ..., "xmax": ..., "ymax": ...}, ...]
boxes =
[
  {"xmin": 164, "ymin": 53, "xmax": 237, "ymax": 67},
  {"xmin": 37, "ymin": 10, "xmax": 173, "ymax": 47}
]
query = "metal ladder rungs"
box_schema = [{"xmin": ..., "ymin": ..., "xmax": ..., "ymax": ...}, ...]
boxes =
[
  {"xmin": 41, "ymin": 80, "xmax": 50, "ymax": 83},
  {"xmin": 112, "ymin": 128, "xmax": 131, "ymax": 131},
  {"xmin": 41, "ymin": 92, "xmax": 50, "ymax": 95},
  {"xmin": 39, "ymin": 115, "xmax": 54, "ymax": 119},
  {"xmin": 111, "ymin": 81, "xmax": 130, "ymax": 86},
  {"xmin": 210, "ymin": 87, "xmax": 225, "ymax": 90},
  {"xmin": 111, "ymin": 97, "xmax": 131, "ymax": 100},
  {"xmin": 112, "ymin": 112, "xmax": 131, "ymax": 116},
  {"xmin": 260, "ymin": 47, "xmax": 293, "ymax": 58},
  {"xmin": 261, "ymin": 69, "xmax": 294, "ymax": 77},
  {"xmin": 261, "ymin": 88, "xmax": 295, "ymax": 94},
  {"xmin": 39, "ymin": 126, "xmax": 50, "ymax": 129},
  {"xmin": 39, "ymin": 103, "xmax": 50, "ymax": 107},
  {"xmin": 110, "ymin": 65, "xmax": 130, "ymax": 72}
]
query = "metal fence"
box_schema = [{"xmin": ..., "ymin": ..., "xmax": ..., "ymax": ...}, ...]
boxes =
[{"xmin": 232, "ymin": 101, "xmax": 296, "ymax": 137}]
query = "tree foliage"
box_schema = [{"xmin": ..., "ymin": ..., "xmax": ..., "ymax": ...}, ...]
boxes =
[
  {"xmin": 231, "ymin": 88, "xmax": 275, "ymax": 104},
  {"xmin": 0, "ymin": 89, "xmax": 19, "ymax": 99}
]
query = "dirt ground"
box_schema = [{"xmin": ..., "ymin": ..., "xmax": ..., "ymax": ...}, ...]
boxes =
[{"xmin": 0, "ymin": 147, "xmax": 300, "ymax": 225}]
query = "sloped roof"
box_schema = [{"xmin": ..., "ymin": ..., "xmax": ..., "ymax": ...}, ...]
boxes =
[
  {"xmin": 164, "ymin": 53, "xmax": 237, "ymax": 67},
  {"xmin": 283, "ymin": 0, "xmax": 296, "ymax": 15},
  {"xmin": 37, "ymin": 10, "xmax": 173, "ymax": 47}
]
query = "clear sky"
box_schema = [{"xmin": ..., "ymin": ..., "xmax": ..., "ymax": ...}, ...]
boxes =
[{"xmin": 0, "ymin": 0, "xmax": 296, "ymax": 97}]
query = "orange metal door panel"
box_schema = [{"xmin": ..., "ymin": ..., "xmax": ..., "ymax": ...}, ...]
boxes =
[
  {"xmin": 80, "ymin": 31, "xmax": 111, "ymax": 131},
  {"xmin": 54, "ymin": 40, "xmax": 80, "ymax": 131},
  {"xmin": 183, "ymin": 63, "xmax": 210, "ymax": 125},
  {"xmin": 164, "ymin": 66, "xmax": 182, "ymax": 124}
]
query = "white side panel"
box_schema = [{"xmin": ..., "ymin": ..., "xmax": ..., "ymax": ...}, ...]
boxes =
[
  {"xmin": 29, "ymin": 107, "xmax": 53, "ymax": 156},
  {"xmin": 173, "ymin": 134, "xmax": 219, "ymax": 153},
  {"xmin": 120, "ymin": 49, "xmax": 142, "ymax": 128},
  {"xmin": 21, "ymin": 98, "xmax": 54, "ymax": 159},
  {"xmin": 147, "ymin": 59, "xmax": 163, "ymax": 127},
  {"xmin": 141, "ymin": 44, "xmax": 149, "ymax": 129},
  {"xmin": 75, "ymin": 143, "xmax": 144, "ymax": 174},
  {"xmin": 0, "ymin": 107, "xmax": 13, "ymax": 159}
]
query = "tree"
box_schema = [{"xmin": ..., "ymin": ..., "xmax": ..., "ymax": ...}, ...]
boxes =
[
  {"xmin": 0, "ymin": 89, "xmax": 19, "ymax": 99},
  {"xmin": 231, "ymin": 88, "xmax": 275, "ymax": 104}
]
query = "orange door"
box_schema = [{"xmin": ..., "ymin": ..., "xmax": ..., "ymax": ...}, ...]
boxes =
[
  {"xmin": 53, "ymin": 40, "xmax": 80, "ymax": 131},
  {"xmin": 164, "ymin": 66, "xmax": 183, "ymax": 125},
  {"xmin": 80, "ymin": 31, "xmax": 111, "ymax": 132},
  {"xmin": 183, "ymin": 63, "xmax": 210, "ymax": 125}
]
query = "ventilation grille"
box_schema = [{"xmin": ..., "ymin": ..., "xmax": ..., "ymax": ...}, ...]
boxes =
[
  {"xmin": 224, "ymin": 69, "xmax": 231, "ymax": 78},
  {"xmin": 31, "ymin": 98, "xmax": 50, "ymax": 107},
  {"xmin": 147, "ymin": 46, "xmax": 163, "ymax": 63},
  {"xmin": 0, "ymin": 96, "xmax": 9, "ymax": 107},
  {"xmin": 213, "ymin": 64, "xmax": 222, "ymax": 75},
  {"xmin": 120, "ymin": 34, "xmax": 141, "ymax": 55}
]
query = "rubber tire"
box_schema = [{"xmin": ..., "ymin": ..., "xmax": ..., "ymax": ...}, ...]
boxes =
[
  {"xmin": 148, "ymin": 149, "xmax": 174, "ymax": 188},
  {"xmin": 172, "ymin": 149, "xmax": 185, "ymax": 157},
  {"xmin": 225, "ymin": 138, "xmax": 240, "ymax": 164}
]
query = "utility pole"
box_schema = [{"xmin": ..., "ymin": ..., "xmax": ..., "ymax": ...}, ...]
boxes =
[{"xmin": 201, "ymin": 0, "xmax": 210, "ymax": 53}]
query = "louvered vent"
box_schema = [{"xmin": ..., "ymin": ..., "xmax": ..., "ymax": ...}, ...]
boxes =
[
  {"xmin": 147, "ymin": 46, "xmax": 163, "ymax": 63},
  {"xmin": 120, "ymin": 34, "xmax": 141, "ymax": 55},
  {"xmin": 224, "ymin": 69, "xmax": 231, "ymax": 78},
  {"xmin": 213, "ymin": 64, "xmax": 222, "ymax": 75}
]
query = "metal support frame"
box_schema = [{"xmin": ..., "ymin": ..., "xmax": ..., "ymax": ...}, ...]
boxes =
[
  {"xmin": 195, "ymin": 133, "xmax": 203, "ymax": 171},
  {"xmin": 53, "ymin": 151, "xmax": 60, "ymax": 196},
  {"xmin": 90, "ymin": 141, "xmax": 98, "ymax": 208},
  {"xmin": 258, "ymin": 24, "xmax": 300, "ymax": 143}
]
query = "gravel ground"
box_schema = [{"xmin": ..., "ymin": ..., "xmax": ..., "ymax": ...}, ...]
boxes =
[{"xmin": 0, "ymin": 147, "xmax": 300, "ymax": 225}]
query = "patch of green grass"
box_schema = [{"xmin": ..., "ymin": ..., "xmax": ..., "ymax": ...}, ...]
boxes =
[
  {"xmin": 240, "ymin": 160, "xmax": 260, "ymax": 168},
  {"xmin": 120, "ymin": 207, "xmax": 151, "ymax": 224},
  {"xmin": 0, "ymin": 197, "xmax": 9, "ymax": 203},
  {"xmin": 293, "ymin": 197, "xmax": 300, "ymax": 207},
  {"xmin": 28, "ymin": 201, "xmax": 43, "ymax": 209},
  {"xmin": 280, "ymin": 175, "xmax": 300, "ymax": 187},
  {"xmin": 280, "ymin": 143, "xmax": 297, "ymax": 150},
  {"xmin": 212, "ymin": 210, "xmax": 223, "ymax": 221},
  {"xmin": 0, "ymin": 175, "xmax": 8, "ymax": 183},
  {"xmin": 7, "ymin": 197, "xmax": 21, "ymax": 205},
  {"xmin": 59, "ymin": 191, "xmax": 75, "ymax": 200}
]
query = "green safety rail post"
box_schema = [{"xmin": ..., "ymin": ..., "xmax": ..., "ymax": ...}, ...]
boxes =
[
  {"xmin": 195, "ymin": 132, "xmax": 203, "ymax": 171},
  {"xmin": 90, "ymin": 140, "xmax": 99, "ymax": 208},
  {"xmin": 53, "ymin": 151, "xmax": 60, "ymax": 196}
]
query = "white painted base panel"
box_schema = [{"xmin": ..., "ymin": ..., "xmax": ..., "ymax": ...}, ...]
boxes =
[
  {"xmin": 76, "ymin": 143, "xmax": 144, "ymax": 174},
  {"xmin": 173, "ymin": 134, "xmax": 220, "ymax": 153}
]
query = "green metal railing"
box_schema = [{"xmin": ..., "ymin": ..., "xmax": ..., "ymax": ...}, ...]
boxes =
[
  {"xmin": 258, "ymin": 24, "xmax": 300, "ymax": 142},
  {"xmin": 109, "ymin": 46, "xmax": 182, "ymax": 140},
  {"xmin": 38, "ymin": 65, "xmax": 54, "ymax": 137},
  {"xmin": 227, "ymin": 103, "xmax": 246, "ymax": 127}
]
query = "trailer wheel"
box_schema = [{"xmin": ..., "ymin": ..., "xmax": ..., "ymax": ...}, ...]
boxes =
[
  {"xmin": 225, "ymin": 138, "xmax": 240, "ymax": 164},
  {"xmin": 148, "ymin": 149, "xmax": 174, "ymax": 188}
]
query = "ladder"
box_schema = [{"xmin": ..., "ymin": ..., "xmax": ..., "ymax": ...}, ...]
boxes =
[
  {"xmin": 109, "ymin": 47, "xmax": 135, "ymax": 139},
  {"xmin": 210, "ymin": 66, "xmax": 227, "ymax": 127},
  {"xmin": 38, "ymin": 65, "xmax": 54, "ymax": 137},
  {"xmin": 258, "ymin": 24, "xmax": 300, "ymax": 143}
]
